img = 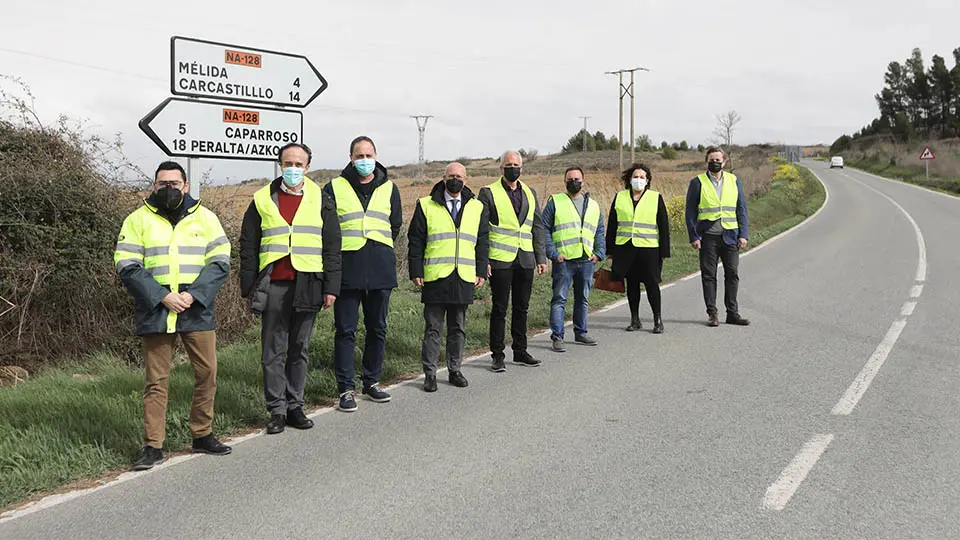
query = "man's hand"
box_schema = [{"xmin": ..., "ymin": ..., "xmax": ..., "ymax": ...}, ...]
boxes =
[
  {"xmin": 691, "ymin": 239, "xmax": 701, "ymax": 250},
  {"xmin": 555, "ymin": 255, "xmax": 566, "ymax": 263},
  {"xmin": 589, "ymin": 255, "xmax": 600, "ymax": 263},
  {"xmin": 474, "ymin": 277, "xmax": 485, "ymax": 289},
  {"xmin": 412, "ymin": 277, "xmax": 424, "ymax": 287},
  {"xmin": 179, "ymin": 292, "xmax": 194, "ymax": 307},
  {"xmin": 322, "ymin": 294, "xmax": 337, "ymax": 309},
  {"xmin": 162, "ymin": 292, "xmax": 189, "ymax": 313},
  {"xmin": 738, "ymin": 237, "xmax": 748, "ymax": 249},
  {"xmin": 536, "ymin": 263, "xmax": 548, "ymax": 275},
  {"xmin": 487, "ymin": 264, "xmax": 492, "ymax": 278}
]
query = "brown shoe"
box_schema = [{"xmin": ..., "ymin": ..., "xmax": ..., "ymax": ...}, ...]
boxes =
[
  {"xmin": 726, "ymin": 313, "xmax": 751, "ymax": 326},
  {"xmin": 707, "ymin": 313, "xmax": 720, "ymax": 327}
]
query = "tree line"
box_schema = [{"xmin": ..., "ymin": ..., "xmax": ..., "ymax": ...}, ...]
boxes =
[
  {"xmin": 835, "ymin": 46, "xmax": 960, "ymax": 153},
  {"xmin": 560, "ymin": 129, "xmax": 704, "ymax": 156}
]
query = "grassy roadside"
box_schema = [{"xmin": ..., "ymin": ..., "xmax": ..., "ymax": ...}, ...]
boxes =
[
  {"xmin": 844, "ymin": 157, "xmax": 960, "ymax": 196},
  {"xmin": 0, "ymin": 164, "xmax": 825, "ymax": 509}
]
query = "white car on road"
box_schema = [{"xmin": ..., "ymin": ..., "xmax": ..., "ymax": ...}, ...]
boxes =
[{"xmin": 830, "ymin": 156, "xmax": 844, "ymax": 168}]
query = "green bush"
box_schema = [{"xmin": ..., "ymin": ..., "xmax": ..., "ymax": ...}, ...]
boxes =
[{"xmin": 661, "ymin": 146, "xmax": 678, "ymax": 160}]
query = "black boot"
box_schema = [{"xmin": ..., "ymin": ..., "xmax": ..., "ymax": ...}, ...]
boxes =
[
  {"xmin": 652, "ymin": 315, "xmax": 664, "ymax": 334},
  {"xmin": 625, "ymin": 314, "xmax": 642, "ymax": 332}
]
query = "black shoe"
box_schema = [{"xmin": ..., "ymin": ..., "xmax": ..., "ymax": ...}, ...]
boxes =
[
  {"xmin": 491, "ymin": 355, "xmax": 506, "ymax": 373},
  {"xmin": 266, "ymin": 414, "xmax": 286, "ymax": 434},
  {"xmin": 626, "ymin": 316, "xmax": 642, "ymax": 331},
  {"xmin": 707, "ymin": 312, "xmax": 720, "ymax": 327},
  {"xmin": 132, "ymin": 446, "xmax": 164, "ymax": 470},
  {"xmin": 726, "ymin": 313, "xmax": 751, "ymax": 326},
  {"xmin": 424, "ymin": 374, "xmax": 438, "ymax": 392},
  {"xmin": 449, "ymin": 371, "xmax": 469, "ymax": 388},
  {"xmin": 513, "ymin": 351, "xmax": 541, "ymax": 367},
  {"xmin": 652, "ymin": 318, "xmax": 664, "ymax": 334},
  {"xmin": 362, "ymin": 383, "xmax": 392, "ymax": 403},
  {"xmin": 574, "ymin": 334, "xmax": 598, "ymax": 346},
  {"xmin": 192, "ymin": 434, "xmax": 232, "ymax": 455},
  {"xmin": 338, "ymin": 390, "xmax": 358, "ymax": 412},
  {"xmin": 286, "ymin": 407, "xmax": 314, "ymax": 430}
]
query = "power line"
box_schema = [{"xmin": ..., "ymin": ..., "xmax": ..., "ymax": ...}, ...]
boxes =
[
  {"xmin": 605, "ymin": 67, "xmax": 650, "ymax": 170},
  {"xmin": 410, "ymin": 115, "xmax": 432, "ymax": 181}
]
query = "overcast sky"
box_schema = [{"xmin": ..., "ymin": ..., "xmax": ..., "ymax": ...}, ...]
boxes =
[{"xmin": 2, "ymin": 0, "xmax": 959, "ymax": 184}]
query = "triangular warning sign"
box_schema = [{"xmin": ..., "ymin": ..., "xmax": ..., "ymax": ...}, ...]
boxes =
[{"xmin": 919, "ymin": 147, "xmax": 935, "ymax": 160}]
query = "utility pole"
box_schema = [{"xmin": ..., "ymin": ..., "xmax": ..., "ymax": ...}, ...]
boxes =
[
  {"xmin": 578, "ymin": 116, "xmax": 591, "ymax": 153},
  {"xmin": 410, "ymin": 115, "xmax": 433, "ymax": 181},
  {"xmin": 605, "ymin": 67, "xmax": 649, "ymax": 170}
]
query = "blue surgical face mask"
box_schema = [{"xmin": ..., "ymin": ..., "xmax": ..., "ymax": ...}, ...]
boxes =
[
  {"xmin": 282, "ymin": 167, "xmax": 304, "ymax": 187},
  {"xmin": 353, "ymin": 158, "xmax": 376, "ymax": 177}
]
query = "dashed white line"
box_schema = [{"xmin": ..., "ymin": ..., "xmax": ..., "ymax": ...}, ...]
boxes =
[{"xmin": 763, "ymin": 434, "xmax": 835, "ymax": 511}]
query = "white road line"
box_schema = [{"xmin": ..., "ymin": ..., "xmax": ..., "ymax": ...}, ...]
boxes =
[
  {"xmin": 762, "ymin": 434, "xmax": 834, "ymax": 511},
  {"xmin": 829, "ymin": 171, "xmax": 927, "ymax": 417},
  {"xmin": 2, "ymin": 169, "xmax": 834, "ymax": 525}
]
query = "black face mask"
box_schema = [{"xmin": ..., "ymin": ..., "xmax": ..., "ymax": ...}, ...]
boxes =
[
  {"xmin": 154, "ymin": 186, "xmax": 184, "ymax": 211},
  {"xmin": 444, "ymin": 177, "xmax": 464, "ymax": 194},
  {"xmin": 707, "ymin": 161, "xmax": 723, "ymax": 173},
  {"xmin": 503, "ymin": 167, "xmax": 521, "ymax": 182},
  {"xmin": 566, "ymin": 180, "xmax": 583, "ymax": 194}
]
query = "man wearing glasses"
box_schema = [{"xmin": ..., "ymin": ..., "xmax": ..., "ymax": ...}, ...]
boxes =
[{"xmin": 114, "ymin": 161, "xmax": 233, "ymax": 470}]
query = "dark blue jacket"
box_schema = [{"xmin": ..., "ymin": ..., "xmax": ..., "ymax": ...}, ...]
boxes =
[
  {"xmin": 541, "ymin": 193, "xmax": 606, "ymax": 262},
  {"xmin": 684, "ymin": 173, "xmax": 749, "ymax": 246}
]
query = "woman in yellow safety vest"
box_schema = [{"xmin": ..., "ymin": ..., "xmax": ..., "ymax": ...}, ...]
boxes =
[{"xmin": 605, "ymin": 163, "xmax": 671, "ymax": 333}]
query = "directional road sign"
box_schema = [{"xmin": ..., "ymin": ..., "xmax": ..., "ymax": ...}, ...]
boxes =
[
  {"xmin": 139, "ymin": 97, "xmax": 303, "ymax": 161},
  {"xmin": 170, "ymin": 36, "xmax": 328, "ymax": 108},
  {"xmin": 919, "ymin": 146, "xmax": 935, "ymax": 160}
]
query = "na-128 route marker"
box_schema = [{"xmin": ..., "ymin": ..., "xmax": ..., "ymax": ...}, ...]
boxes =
[
  {"xmin": 171, "ymin": 36, "xmax": 328, "ymax": 108},
  {"xmin": 138, "ymin": 97, "xmax": 303, "ymax": 162}
]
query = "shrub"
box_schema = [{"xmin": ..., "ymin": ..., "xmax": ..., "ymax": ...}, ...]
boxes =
[{"xmin": 661, "ymin": 146, "xmax": 678, "ymax": 160}]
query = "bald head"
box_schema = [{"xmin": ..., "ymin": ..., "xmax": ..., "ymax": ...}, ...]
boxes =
[{"xmin": 444, "ymin": 162, "xmax": 467, "ymax": 180}]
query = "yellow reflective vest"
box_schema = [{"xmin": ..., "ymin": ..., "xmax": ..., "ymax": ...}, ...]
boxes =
[
  {"xmin": 330, "ymin": 177, "xmax": 394, "ymax": 250},
  {"xmin": 614, "ymin": 189, "xmax": 660, "ymax": 248},
  {"xmin": 114, "ymin": 200, "xmax": 230, "ymax": 333},
  {"xmin": 253, "ymin": 179, "xmax": 324, "ymax": 272},
  {"xmin": 421, "ymin": 197, "xmax": 483, "ymax": 283},
  {"xmin": 697, "ymin": 172, "xmax": 739, "ymax": 230},
  {"xmin": 487, "ymin": 180, "xmax": 534, "ymax": 262},
  {"xmin": 550, "ymin": 193, "xmax": 601, "ymax": 259}
]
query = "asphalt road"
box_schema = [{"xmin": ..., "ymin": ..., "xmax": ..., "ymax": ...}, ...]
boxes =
[{"xmin": 3, "ymin": 162, "xmax": 959, "ymax": 539}]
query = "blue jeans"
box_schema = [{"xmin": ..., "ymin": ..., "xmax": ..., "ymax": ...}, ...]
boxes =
[
  {"xmin": 550, "ymin": 259, "xmax": 594, "ymax": 340},
  {"xmin": 333, "ymin": 288, "xmax": 392, "ymax": 392}
]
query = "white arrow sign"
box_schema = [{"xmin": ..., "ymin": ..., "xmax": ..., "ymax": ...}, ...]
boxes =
[
  {"xmin": 139, "ymin": 98, "xmax": 302, "ymax": 162},
  {"xmin": 170, "ymin": 36, "xmax": 328, "ymax": 108}
]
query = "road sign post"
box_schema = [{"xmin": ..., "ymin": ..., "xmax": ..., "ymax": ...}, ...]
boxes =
[{"xmin": 919, "ymin": 146, "xmax": 935, "ymax": 178}]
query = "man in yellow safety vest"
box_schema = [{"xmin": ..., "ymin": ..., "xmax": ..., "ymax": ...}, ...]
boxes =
[
  {"xmin": 407, "ymin": 162, "xmax": 489, "ymax": 391},
  {"xmin": 322, "ymin": 136, "xmax": 402, "ymax": 412},
  {"xmin": 542, "ymin": 166, "xmax": 606, "ymax": 352},
  {"xmin": 477, "ymin": 150, "xmax": 548, "ymax": 372},
  {"xmin": 684, "ymin": 146, "xmax": 750, "ymax": 327},
  {"xmin": 239, "ymin": 142, "xmax": 342, "ymax": 435},
  {"xmin": 115, "ymin": 161, "xmax": 232, "ymax": 470}
]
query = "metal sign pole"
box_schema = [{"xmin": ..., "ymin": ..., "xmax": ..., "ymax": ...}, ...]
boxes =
[
  {"xmin": 188, "ymin": 158, "xmax": 200, "ymax": 199},
  {"xmin": 926, "ymin": 160, "xmax": 929, "ymax": 179}
]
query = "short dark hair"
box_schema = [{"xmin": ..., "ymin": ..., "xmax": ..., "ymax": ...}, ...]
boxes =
[
  {"xmin": 155, "ymin": 161, "xmax": 186, "ymax": 182},
  {"xmin": 705, "ymin": 146, "xmax": 725, "ymax": 161},
  {"xmin": 350, "ymin": 136, "xmax": 377, "ymax": 156},
  {"xmin": 278, "ymin": 142, "xmax": 312, "ymax": 165},
  {"xmin": 564, "ymin": 166, "xmax": 584, "ymax": 178},
  {"xmin": 620, "ymin": 163, "xmax": 652, "ymax": 189}
]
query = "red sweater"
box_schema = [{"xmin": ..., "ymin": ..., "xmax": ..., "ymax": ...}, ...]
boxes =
[{"xmin": 269, "ymin": 191, "xmax": 303, "ymax": 282}]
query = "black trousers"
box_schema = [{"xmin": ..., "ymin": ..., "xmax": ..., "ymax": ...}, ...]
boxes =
[
  {"xmin": 489, "ymin": 266, "xmax": 534, "ymax": 357},
  {"xmin": 699, "ymin": 234, "xmax": 740, "ymax": 315}
]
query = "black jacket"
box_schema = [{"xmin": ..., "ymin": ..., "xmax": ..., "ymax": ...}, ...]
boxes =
[
  {"xmin": 476, "ymin": 178, "xmax": 547, "ymax": 270},
  {"xmin": 321, "ymin": 162, "xmax": 402, "ymax": 291},
  {"xmin": 605, "ymin": 190, "xmax": 671, "ymax": 280},
  {"xmin": 408, "ymin": 181, "xmax": 490, "ymax": 305},
  {"xmin": 238, "ymin": 178, "xmax": 342, "ymax": 313}
]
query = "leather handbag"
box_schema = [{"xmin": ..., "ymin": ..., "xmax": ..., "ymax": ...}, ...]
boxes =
[{"xmin": 593, "ymin": 267, "xmax": 625, "ymax": 293}]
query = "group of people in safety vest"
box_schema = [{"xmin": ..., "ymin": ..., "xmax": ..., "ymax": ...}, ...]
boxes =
[{"xmin": 114, "ymin": 139, "xmax": 750, "ymax": 470}]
